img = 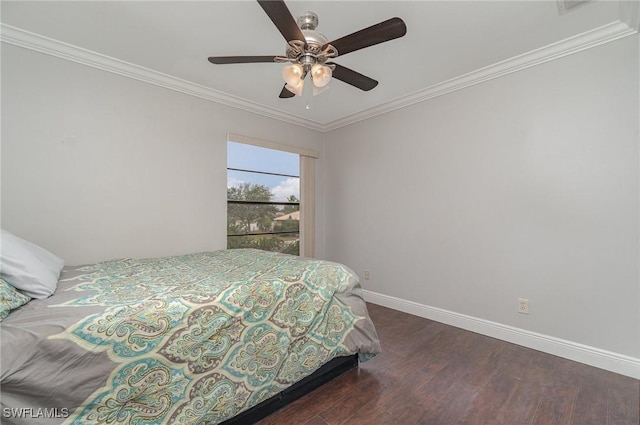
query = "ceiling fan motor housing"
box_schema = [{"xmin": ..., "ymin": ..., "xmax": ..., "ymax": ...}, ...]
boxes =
[
  {"xmin": 283, "ymin": 11, "xmax": 336, "ymax": 73},
  {"xmin": 302, "ymin": 28, "xmax": 328, "ymax": 49}
]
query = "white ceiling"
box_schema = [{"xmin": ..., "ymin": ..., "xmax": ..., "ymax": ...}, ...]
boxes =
[{"xmin": 1, "ymin": 1, "xmax": 635, "ymax": 130}]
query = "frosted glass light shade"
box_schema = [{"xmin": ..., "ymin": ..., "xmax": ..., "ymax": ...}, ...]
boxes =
[
  {"xmin": 282, "ymin": 64, "xmax": 304, "ymax": 86},
  {"xmin": 311, "ymin": 64, "xmax": 332, "ymax": 88},
  {"xmin": 285, "ymin": 79, "xmax": 304, "ymax": 96}
]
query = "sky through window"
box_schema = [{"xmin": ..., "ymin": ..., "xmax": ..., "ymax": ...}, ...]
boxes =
[{"xmin": 227, "ymin": 142, "xmax": 300, "ymax": 201}]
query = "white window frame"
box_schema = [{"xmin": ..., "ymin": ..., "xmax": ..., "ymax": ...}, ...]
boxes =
[{"xmin": 227, "ymin": 133, "xmax": 318, "ymax": 257}]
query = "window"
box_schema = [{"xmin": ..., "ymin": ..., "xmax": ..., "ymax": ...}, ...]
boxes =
[{"xmin": 226, "ymin": 134, "xmax": 317, "ymax": 257}]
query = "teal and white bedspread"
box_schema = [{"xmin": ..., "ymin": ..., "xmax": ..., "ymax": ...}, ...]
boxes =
[{"xmin": 1, "ymin": 249, "xmax": 380, "ymax": 424}]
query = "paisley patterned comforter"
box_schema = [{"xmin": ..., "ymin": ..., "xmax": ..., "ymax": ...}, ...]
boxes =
[{"xmin": 1, "ymin": 249, "xmax": 380, "ymax": 424}]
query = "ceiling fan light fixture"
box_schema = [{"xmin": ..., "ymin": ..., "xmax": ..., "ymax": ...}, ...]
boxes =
[
  {"xmin": 285, "ymin": 79, "xmax": 304, "ymax": 96},
  {"xmin": 311, "ymin": 63, "xmax": 332, "ymax": 88},
  {"xmin": 282, "ymin": 63, "xmax": 304, "ymax": 86}
]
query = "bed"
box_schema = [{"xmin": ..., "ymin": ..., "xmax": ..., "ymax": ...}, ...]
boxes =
[{"xmin": 1, "ymin": 235, "xmax": 380, "ymax": 425}]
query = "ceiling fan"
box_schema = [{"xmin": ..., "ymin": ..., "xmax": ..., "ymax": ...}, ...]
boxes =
[{"xmin": 208, "ymin": 0, "xmax": 407, "ymax": 98}]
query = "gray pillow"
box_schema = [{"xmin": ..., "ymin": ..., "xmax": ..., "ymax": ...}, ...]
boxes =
[{"xmin": 1, "ymin": 229, "xmax": 64, "ymax": 299}]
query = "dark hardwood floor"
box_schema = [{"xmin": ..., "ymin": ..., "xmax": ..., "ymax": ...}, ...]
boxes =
[{"xmin": 258, "ymin": 303, "xmax": 639, "ymax": 425}]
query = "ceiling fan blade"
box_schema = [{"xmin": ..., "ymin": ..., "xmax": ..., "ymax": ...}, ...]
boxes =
[
  {"xmin": 208, "ymin": 56, "xmax": 277, "ymax": 64},
  {"xmin": 279, "ymin": 85, "xmax": 296, "ymax": 98},
  {"xmin": 328, "ymin": 63, "xmax": 378, "ymax": 91},
  {"xmin": 257, "ymin": 0, "xmax": 305, "ymax": 43},
  {"xmin": 324, "ymin": 17, "xmax": 407, "ymax": 57}
]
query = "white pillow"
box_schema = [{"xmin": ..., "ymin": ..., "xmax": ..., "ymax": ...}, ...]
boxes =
[{"xmin": 0, "ymin": 229, "xmax": 64, "ymax": 299}]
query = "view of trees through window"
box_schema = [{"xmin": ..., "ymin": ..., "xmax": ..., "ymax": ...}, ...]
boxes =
[{"xmin": 227, "ymin": 141, "xmax": 300, "ymax": 255}]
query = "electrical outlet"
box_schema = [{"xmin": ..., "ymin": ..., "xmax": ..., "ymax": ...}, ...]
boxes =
[
  {"xmin": 363, "ymin": 270, "xmax": 370, "ymax": 281},
  {"xmin": 518, "ymin": 298, "xmax": 529, "ymax": 314}
]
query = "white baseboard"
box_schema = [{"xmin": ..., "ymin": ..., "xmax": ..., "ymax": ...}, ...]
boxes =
[{"xmin": 363, "ymin": 290, "xmax": 640, "ymax": 379}]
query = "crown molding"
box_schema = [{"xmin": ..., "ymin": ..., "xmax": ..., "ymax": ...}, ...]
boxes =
[
  {"xmin": 620, "ymin": 0, "xmax": 640, "ymax": 32},
  {"xmin": 322, "ymin": 20, "xmax": 638, "ymax": 131},
  {"xmin": 1, "ymin": 18, "xmax": 637, "ymax": 134},
  {"xmin": 0, "ymin": 24, "xmax": 325, "ymax": 132}
]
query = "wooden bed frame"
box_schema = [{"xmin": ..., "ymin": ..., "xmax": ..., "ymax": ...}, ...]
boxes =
[{"xmin": 221, "ymin": 354, "xmax": 359, "ymax": 424}]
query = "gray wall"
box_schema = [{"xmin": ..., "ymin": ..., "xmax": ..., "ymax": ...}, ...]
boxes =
[
  {"xmin": 1, "ymin": 44, "xmax": 324, "ymax": 265},
  {"xmin": 322, "ymin": 35, "xmax": 639, "ymax": 358},
  {"xmin": 2, "ymin": 33, "xmax": 638, "ymax": 363}
]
